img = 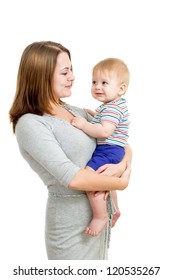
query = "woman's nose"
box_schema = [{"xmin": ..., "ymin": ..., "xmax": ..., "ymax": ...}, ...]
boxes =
[{"xmin": 68, "ymin": 72, "xmax": 75, "ymax": 81}]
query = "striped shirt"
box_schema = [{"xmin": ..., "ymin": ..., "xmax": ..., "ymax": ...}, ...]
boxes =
[{"xmin": 92, "ymin": 98, "xmax": 130, "ymax": 146}]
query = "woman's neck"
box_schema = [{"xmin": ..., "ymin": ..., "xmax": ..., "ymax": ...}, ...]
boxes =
[{"xmin": 49, "ymin": 102, "xmax": 73, "ymax": 122}]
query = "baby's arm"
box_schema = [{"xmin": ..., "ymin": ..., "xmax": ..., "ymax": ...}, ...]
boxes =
[{"xmin": 71, "ymin": 116, "xmax": 115, "ymax": 138}]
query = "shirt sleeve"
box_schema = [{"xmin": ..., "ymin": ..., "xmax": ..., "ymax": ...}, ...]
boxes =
[{"xmin": 15, "ymin": 115, "xmax": 80, "ymax": 187}]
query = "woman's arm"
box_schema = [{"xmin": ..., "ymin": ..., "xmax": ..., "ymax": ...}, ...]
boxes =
[
  {"xmin": 69, "ymin": 161, "xmax": 131, "ymax": 191},
  {"xmin": 69, "ymin": 145, "xmax": 132, "ymax": 191}
]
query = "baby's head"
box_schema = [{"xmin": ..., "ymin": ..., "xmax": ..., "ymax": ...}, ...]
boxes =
[{"xmin": 91, "ymin": 58, "xmax": 130, "ymax": 103}]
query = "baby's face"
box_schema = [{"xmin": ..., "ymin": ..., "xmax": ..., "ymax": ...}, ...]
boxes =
[{"xmin": 91, "ymin": 71, "xmax": 124, "ymax": 103}]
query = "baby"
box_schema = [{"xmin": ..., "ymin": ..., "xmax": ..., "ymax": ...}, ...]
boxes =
[{"xmin": 72, "ymin": 58, "xmax": 130, "ymax": 236}]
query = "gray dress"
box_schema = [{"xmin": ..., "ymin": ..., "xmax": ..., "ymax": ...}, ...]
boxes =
[{"xmin": 15, "ymin": 105, "xmax": 112, "ymax": 260}]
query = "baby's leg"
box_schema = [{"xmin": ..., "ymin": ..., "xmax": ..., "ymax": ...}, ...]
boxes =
[
  {"xmin": 86, "ymin": 191, "xmax": 108, "ymax": 236},
  {"xmin": 85, "ymin": 166, "xmax": 108, "ymax": 237},
  {"xmin": 111, "ymin": 190, "xmax": 121, "ymax": 227}
]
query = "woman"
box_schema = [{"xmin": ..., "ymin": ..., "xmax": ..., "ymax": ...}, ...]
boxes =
[{"xmin": 9, "ymin": 41, "xmax": 132, "ymax": 260}]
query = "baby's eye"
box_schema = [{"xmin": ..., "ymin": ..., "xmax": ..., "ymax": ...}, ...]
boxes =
[
  {"xmin": 92, "ymin": 81, "xmax": 97, "ymax": 85},
  {"xmin": 102, "ymin": 81, "xmax": 108, "ymax": 85}
]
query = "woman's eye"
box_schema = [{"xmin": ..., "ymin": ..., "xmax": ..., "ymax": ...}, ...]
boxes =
[{"xmin": 62, "ymin": 68, "xmax": 73, "ymax": 76}]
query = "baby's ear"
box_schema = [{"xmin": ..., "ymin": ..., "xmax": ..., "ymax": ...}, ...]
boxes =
[{"xmin": 118, "ymin": 83, "xmax": 127, "ymax": 96}]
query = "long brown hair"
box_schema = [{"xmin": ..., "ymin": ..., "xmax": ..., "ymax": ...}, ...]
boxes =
[{"xmin": 9, "ymin": 41, "xmax": 71, "ymax": 132}]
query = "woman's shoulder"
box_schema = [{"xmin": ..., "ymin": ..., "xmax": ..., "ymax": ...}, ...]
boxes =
[
  {"xmin": 15, "ymin": 114, "xmax": 55, "ymax": 146},
  {"xmin": 17, "ymin": 113, "xmax": 45, "ymax": 126},
  {"xmin": 16, "ymin": 113, "xmax": 51, "ymax": 136}
]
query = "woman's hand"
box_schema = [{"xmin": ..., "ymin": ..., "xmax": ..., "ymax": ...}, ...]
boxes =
[{"xmin": 96, "ymin": 160, "xmax": 127, "ymax": 177}]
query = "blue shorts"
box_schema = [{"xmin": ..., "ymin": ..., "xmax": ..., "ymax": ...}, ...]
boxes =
[{"xmin": 87, "ymin": 144, "xmax": 125, "ymax": 171}]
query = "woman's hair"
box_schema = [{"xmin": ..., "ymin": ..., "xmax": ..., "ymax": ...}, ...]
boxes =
[
  {"xmin": 92, "ymin": 58, "xmax": 130, "ymax": 87},
  {"xmin": 9, "ymin": 41, "xmax": 71, "ymax": 132}
]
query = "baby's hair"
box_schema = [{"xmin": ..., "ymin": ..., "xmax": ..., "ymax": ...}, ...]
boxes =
[{"xmin": 92, "ymin": 58, "xmax": 130, "ymax": 87}]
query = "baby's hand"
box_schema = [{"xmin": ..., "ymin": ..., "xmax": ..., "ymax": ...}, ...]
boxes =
[{"xmin": 71, "ymin": 116, "xmax": 87, "ymax": 129}]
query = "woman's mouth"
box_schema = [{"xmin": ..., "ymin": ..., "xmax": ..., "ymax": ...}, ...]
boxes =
[{"xmin": 65, "ymin": 84, "xmax": 72, "ymax": 88}]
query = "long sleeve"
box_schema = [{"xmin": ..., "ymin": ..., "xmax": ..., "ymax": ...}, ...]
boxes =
[{"xmin": 15, "ymin": 114, "xmax": 81, "ymax": 188}]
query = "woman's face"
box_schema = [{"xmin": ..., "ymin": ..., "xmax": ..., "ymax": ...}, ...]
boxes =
[{"xmin": 53, "ymin": 52, "xmax": 75, "ymax": 99}]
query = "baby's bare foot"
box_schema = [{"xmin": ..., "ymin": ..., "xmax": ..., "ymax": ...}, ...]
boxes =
[
  {"xmin": 111, "ymin": 210, "xmax": 121, "ymax": 227},
  {"xmin": 85, "ymin": 216, "xmax": 108, "ymax": 237}
]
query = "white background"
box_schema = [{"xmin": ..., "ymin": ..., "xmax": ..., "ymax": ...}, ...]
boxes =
[{"xmin": 1, "ymin": 0, "xmax": 173, "ymax": 279}]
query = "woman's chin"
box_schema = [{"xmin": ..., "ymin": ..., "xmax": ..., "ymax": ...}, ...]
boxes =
[{"xmin": 63, "ymin": 90, "xmax": 72, "ymax": 98}]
